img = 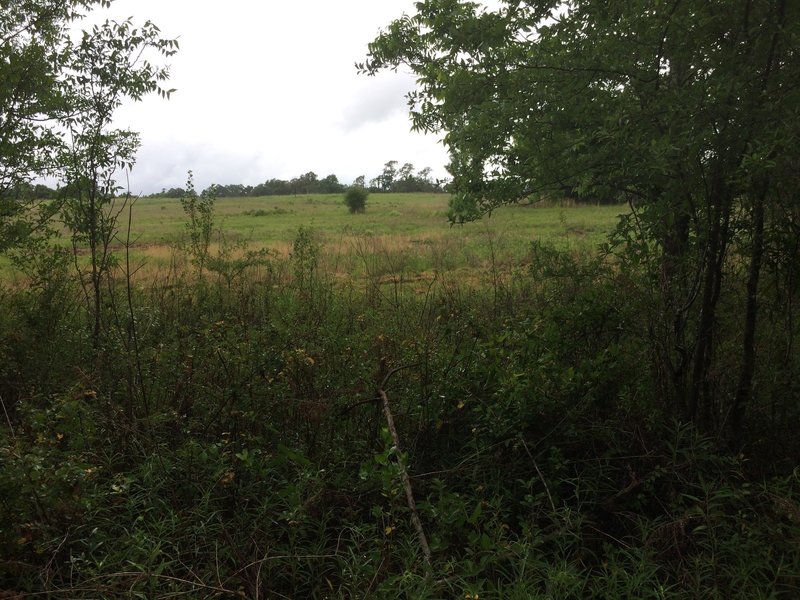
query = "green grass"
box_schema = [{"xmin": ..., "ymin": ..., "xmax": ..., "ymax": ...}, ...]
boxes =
[
  {"xmin": 0, "ymin": 192, "xmax": 626, "ymax": 282},
  {"xmin": 113, "ymin": 193, "xmax": 626, "ymax": 278},
  {"xmin": 126, "ymin": 192, "xmax": 621, "ymax": 245}
]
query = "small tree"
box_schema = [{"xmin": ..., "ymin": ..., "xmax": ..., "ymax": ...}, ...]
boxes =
[
  {"xmin": 59, "ymin": 16, "xmax": 176, "ymax": 347},
  {"xmin": 344, "ymin": 186, "xmax": 368, "ymax": 213},
  {"xmin": 180, "ymin": 171, "xmax": 214, "ymax": 278}
]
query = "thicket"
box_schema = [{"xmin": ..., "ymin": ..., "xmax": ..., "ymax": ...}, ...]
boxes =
[
  {"xmin": 364, "ymin": 0, "xmax": 800, "ymax": 449},
  {"xmin": 0, "ymin": 213, "xmax": 798, "ymax": 597}
]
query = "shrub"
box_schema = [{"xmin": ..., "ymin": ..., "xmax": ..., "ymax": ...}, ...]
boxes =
[{"xmin": 344, "ymin": 186, "xmax": 368, "ymax": 214}]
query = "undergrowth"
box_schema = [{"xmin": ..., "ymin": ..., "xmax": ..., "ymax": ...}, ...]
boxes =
[{"xmin": 0, "ymin": 230, "xmax": 798, "ymax": 598}]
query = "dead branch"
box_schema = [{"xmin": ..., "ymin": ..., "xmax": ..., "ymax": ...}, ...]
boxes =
[{"xmin": 379, "ymin": 387, "xmax": 432, "ymax": 569}]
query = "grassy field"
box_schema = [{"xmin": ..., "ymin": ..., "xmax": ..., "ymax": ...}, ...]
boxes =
[
  {"xmin": 102, "ymin": 192, "xmax": 626, "ymax": 279},
  {"xmin": 0, "ymin": 192, "xmax": 626, "ymax": 283}
]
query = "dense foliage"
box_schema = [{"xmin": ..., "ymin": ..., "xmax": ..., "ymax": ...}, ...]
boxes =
[
  {"xmin": 1, "ymin": 0, "xmax": 176, "ymax": 254},
  {"xmin": 363, "ymin": 0, "xmax": 800, "ymax": 442},
  {"xmin": 344, "ymin": 185, "xmax": 369, "ymax": 213},
  {"xmin": 1, "ymin": 229, "xmax": 798, "ymax": 597}
]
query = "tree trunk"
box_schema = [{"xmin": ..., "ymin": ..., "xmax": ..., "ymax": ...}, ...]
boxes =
[
  {"xmin": 732, "ymin": 186, "xmax": 766, "ymax": 442},
  {"xmin": 688, "ymin": 179, "xmax": 732, "ymax": 426},
  {"xmin": 661, "ymin": 201, "xmax": 693, "ymax": 414}
]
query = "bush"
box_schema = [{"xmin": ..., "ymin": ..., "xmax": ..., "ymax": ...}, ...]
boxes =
[{"xmin": 344, "ymin": 186, "xmax": 368, "ymax": 213}]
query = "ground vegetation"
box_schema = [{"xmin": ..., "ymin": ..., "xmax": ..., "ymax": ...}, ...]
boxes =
[{"xmin": 0, "ymin": 0, "xmax": 798, "ymax": 597}]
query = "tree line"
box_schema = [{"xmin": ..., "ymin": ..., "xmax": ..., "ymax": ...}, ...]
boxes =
[
  {"xmin": 0, "ymin": 160, "xmax": 445, "ymax": 202},
  {"xmin": 147, "ymin": 160, "xmax": 445, "ymax": 199}
]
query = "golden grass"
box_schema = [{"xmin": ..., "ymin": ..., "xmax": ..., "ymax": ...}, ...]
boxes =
[{"xmin": 0, "ymin": 193, "xmax": 627, "ymax": 284}]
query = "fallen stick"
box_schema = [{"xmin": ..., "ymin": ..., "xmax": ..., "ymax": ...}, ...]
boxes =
[{"xmin": 379, "ymin": 388, "xmax": 432, "ymax": 568}]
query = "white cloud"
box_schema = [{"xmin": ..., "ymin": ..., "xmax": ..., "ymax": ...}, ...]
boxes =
[
  {"xmin": 79, "ymin": 0, "xmax": 449, "ymax": 193},
  {"xmin": 127, "ymin": 139, "xmax": 266, "ymax": 194},
  {"xmin": 341, "ymin": 72, "xmax": 417, "ymax": 132}
]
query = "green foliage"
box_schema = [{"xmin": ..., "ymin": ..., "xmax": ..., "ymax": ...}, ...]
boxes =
[
  {"xmin": 344, "ymin": 185, "xmax": 368, "ymax": 213},
  {"xmin": 180, "ymin": 171, "xmax": 215, "ymax": 276},
  {"xmin": 363, "ymin": 0, "xmax": 799, "ymax": 220},
  {"xmin": 1, "ymin": 0, "xmax": 176, "ymax": 352},
  {"xmin": 0, "ymin": 1, "xmax": 71, "ymax": 251},
  {"xmin": 0, "ymin": 1, "xmax": 177, "ymax": 255},
  {"xmin": 175, "ymin": 172, "xmax": 273, "ymax": 293},
  {"xmin": 363, "ymin": 0, "xmax": 800, "ymax": 440},
  {"xmin": 0, "ymin": 4, "xmax": 798, "ymax": 590},
  {"xmin": 0, "ymin": 0, "xmax": 82, "ymax": 195},
  {"xmin": 0, "ymin": 240, "xmax": 798, "ymax": 597}
]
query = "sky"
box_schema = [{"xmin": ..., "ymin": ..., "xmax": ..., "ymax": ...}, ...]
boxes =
[{"xmin": 83, "ymin": 0, "xmax": 451, "ymax": 195}]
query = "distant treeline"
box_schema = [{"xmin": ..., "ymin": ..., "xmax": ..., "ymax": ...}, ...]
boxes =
[
  {"xmin": 149, "ymin": 161, "xmax": 445, "ymax": 198},
  {"xmin": 5, "ymin": 165, "xmax": 618, "ymax": 205},
  {"xmin": 0, "ymin": 182, "xmax": 60, "ymax": 200},
  {"xmin": 0, "ymin": 161, "xmax": 446, "ymax": 202}
]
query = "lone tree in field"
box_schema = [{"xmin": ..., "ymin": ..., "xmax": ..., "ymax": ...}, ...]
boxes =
[
  {"xmin": 360, "ymin": 0, "xmax": 800, "ymax": 439},
  {"xmin": 344, "ymin": 186, "xmax": 368, "ymax": 213}
]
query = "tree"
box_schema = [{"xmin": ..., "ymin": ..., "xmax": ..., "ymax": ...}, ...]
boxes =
[
  {"xmin": 417, "ymin": 167, "xmax": 433, "ymax": 186},
  {"xmin": 0, "ymin": 0, "xmax": 176, "ymax": 260},
  {"xmin": 362, "ymin": 1, "xmax": 800, "ymax": 436},
  {"xmin": 203, "ymin": 183, "xmax": 252, "ymax": 197},
  {"xmin": 391, "ymin": 162, "xmax": 440, "ymax": 192},
  {"xmin": 160, "ymin": 187, "xmax": 186, "ymax": 198},
  {"xmin": 252, "ymin": 178, "xmax": 291, "ymax": 196},
  {"xmin": 371, "ymin": 160, "xmax": 398, "ymax": 192},
  {"xmin": 291, "ymin": 171, "xmax": 319, "ymax": 195},
  {"xmin": 0, "ymin": 0, "xmax": 88, "ymax": 249},
  {"xmin": 57, "ymin": 15, "xmax": 176, "ymax": 346},
  {"xmin": 344, "ymin": 186, "xmax": 368, "ymax": 213},
  {"xmin": 181, "ymin": 171, "xmax": 214, "ymax": 278},
  {"xmin": 318, "ymin": 173, "xmax": 345, "ymax": 194},
  {"xmin": 393, "ymin": 162, "xmax": 416, "ymax": 192}
]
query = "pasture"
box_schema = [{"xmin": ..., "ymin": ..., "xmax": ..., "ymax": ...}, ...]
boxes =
[{"xmin": 92, "ymin": 192, "xmax": 625, "ymax": 280}]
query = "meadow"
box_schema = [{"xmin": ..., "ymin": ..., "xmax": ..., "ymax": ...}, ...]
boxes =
[
  {"xmin": 1, "ymin": 192, "xmax": 624, "ymax": 285},
  {"xmin": 116, "ymin": 192, "xmax": 623, "ymax": 276}
]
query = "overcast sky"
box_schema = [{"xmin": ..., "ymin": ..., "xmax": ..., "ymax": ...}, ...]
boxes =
[{"xmin": 84, "ymin": 0, "xmax": 450, "ymax": 194}]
